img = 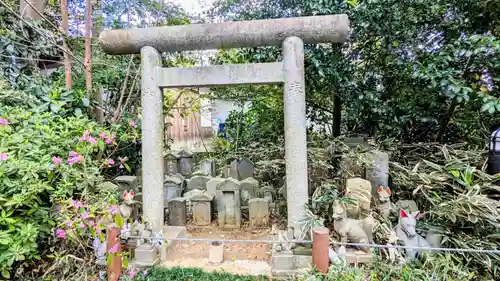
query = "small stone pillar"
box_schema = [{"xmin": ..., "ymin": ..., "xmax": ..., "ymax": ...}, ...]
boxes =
[
  {"xmin": 178, "ymin": 149, "xmax": 193, "ymax": 176},
  {"xmin": 259, "ymin": 186, "xmax": 274, "ymax": 203},
  {"xmin": 168, "ymin": 197, "xmax": 187, "ymax": 226},
  {"xmin": 312, "ymin": 227, "xmax": 329, "ymax": 274},
  {"xmin": 191, "ymin": 194, "xmax": 214, "ymax": 226},
  {"xmin": 248, "ymin": 198, "xmax": 269, "ymax": 228},
  {"xmin": 164, "ymin": 152, "xmax": 180, "ymax": 175}
]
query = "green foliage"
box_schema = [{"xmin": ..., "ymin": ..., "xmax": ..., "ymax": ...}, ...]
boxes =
[
  {"xmin": 298, "ymin": 255, "xmax": 480, "ymax": 280},
  {"xmin": 123, "ymin": 267, "xmax": 269, "ymax": 281}
]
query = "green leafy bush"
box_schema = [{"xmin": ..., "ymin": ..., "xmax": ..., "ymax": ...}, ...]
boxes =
[
  {"xmin": 0, "ymin": 98, "xmax": 139, "ymax": 278},
  {"xmin": 122, "ymin": 267, "xmax": 268, "ymax": 281}
]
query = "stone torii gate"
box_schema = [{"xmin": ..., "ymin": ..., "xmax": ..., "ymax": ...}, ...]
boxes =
[{"xmin": 99, "ymin": 15, "xmax": 349, "ymax": 238}]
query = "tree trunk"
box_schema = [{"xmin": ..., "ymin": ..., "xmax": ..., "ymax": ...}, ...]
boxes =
[
  {"xmin": 332, "ymin": 95, "xmax": 342, "ymax": 138},
  {"xmin": 60, "ymin": 0, "xmax": 71, "ymax": 88},
  {"xmin": 20, "ymin": 0, "xmax": 47, "ymax": 20}
]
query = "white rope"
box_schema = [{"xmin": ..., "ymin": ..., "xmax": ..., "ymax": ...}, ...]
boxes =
[{"xmin": 124, "ymin": 236, "xmax": 500, "ymax": 255}]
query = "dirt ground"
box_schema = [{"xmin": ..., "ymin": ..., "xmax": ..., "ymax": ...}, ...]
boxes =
[{"xmin": 166, "ymin": 223, "xmax": 272, "ymax": 262}]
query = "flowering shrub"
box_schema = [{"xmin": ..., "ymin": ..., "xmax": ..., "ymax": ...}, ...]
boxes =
[{"xmin": 0, "ymin": 103, "xmax": 140, "ymax": 278}]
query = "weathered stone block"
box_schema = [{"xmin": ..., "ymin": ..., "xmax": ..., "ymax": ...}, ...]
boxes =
[
  {"xmin": 134, "ymin": 244, "xmax": 159, "ymax": 266},
  {"xmin": 168, "ymin": 197, "xmax": 187, "ymax": 226},
  {"xmin": 191, "ymin": 193, "xmax": 213, "ymax": 226},
  {"xmin": 248, "ymin": 198, "xmax": 269, "ymax": 228},
  {"xmin": 186, "ymin": 175, "xmax": 210, "ymax": 191},
  {"xmin": 345, "ymin": 177, "xmax": 372, "ymax": 219},
  {"xmin": 240, "ymin": 177, "xmax": 259, "ymax": 206},
  {"xmin": 164, "ymin": 152, "xmax": 180, "ymax": 175},
  {"xmin": 238, "ymin": 157, "xmax": 254, "ymax": 180},
  {"xmin": 271, "ymin": 250, "xmax": 294, "ymax": 271},
  {"xmin": 217, "ymin": 178, "xmax": 241, "ymax": 229},
  {"xmin": 200, "ymin": 159, "xmax": 217, "ymax": 177},
  {"xmin": 178, "ymin": 149, "xmax": 193, "ymax": 176},
  {"xmin": 114, "ymin": 176, "xmax": 138, "ymax": 191},
  {"xmin": 164, "ymin": 176, "xmax": 183, "ymax": 206},
  {"xmin": 259, "ymin": 185, "xmax": 274, "ymax": 203}
]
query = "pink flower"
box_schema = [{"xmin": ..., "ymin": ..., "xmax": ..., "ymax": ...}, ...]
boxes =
[
  {"xmin": 108, "ymin": 243, "xmax": 119, "ymax": 253},
  {"xmin": 52, "ymin": 156, "xmax": 62, "ymax": 165},
  {"xmin": 79, "ymin": 223, "xmax": 86, "ymax": 228},
  {"xmin": 71, "ymin": 200, "xmax": 83, "ymax": 209},
  {"xmin": 68, "ymin": 154, "xmax": 84, "ymax": 165},
  {"xmin": 108, "ymin": 159, "xmax": 115, "ymax": 165},
  {"xmin": 142, "ymin": 270, "xmax": 148, "ymax": 276},
  {"xmin": 88, "ymin": 220, "xmax": 96, "ymax": 227},
  {"xmin": 99, "ymin": 132, "xmax": 106, "ymax": 139},
  {"xmin": 81, "ymin": 211, "xmax": 90, "ymax": 219},
  {"xmin": 128, "ymin": 121, "xmax": 137, "ymax": 128},
  {"xmin": 69, "ymin": 151, "xmax": 78, "ymax": 157},
  {"xmin": 65, "ymin": 220, "xmax": 72, "ymax": 227},
  {"xmin": 119, "ymin": 164, "xmax": 124, "ymax": 169},
  {"xmin": 0, "ymin": 153, "xmax": 8, "ymax": 160},
  {"xmin": 95, "ymin": 227, "xmax": 102, "ymax": 234},
  {"xmin": 56, "ymin": 228, "xmax": 66, "ymax": 239},
  {"xmin": 79, "ymin": 130, "xmax": 91, "ymax": 142},
  {"xmin": 108, "ymin": 205, "xmax": 119, "ymax": 215},
  {"xmin": 88, "ymin": 137, "xmax": 97, "ymax": 145},
  {"xmin": 0, "ymin": 118, "xmax": 8, "ymax": 125},
  {"xmin": 129, "ymin": 270, "xmax": 137, "ymax": 279},
  {"xmin": 104, "ymin": 135, "xmax": 115, "ymax": 145}
]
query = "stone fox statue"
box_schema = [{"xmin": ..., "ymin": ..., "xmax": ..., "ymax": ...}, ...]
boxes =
[
  {"xmin": 394, "ymin": 209, "xmax": 431, "ymax": 261},
  {"xmin": 332, "ymin": 201, "xmax": 375, "ymax": 253},
  {"xmin": 375, "ymin": 185, "xmax": 394, "ymax": 218}
]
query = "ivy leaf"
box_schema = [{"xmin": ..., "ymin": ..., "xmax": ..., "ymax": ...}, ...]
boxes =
[
  {"xmin": 114, "ymin": 214, "xmax": 124, "ymax": 228},
  {"xmin": 50, "ymin": 103, "xmax": 60, "ymax": 113},
  {"xmin": 1, "ymin": 270, "xmax": 10, "ymax": 279},
  {"xmin": 74, "ymin": 108, "xmax": 82, "ymax": 116},
  {"xmin": 82, "ymin": 98, "xmax": 90, "ymax": 107}
]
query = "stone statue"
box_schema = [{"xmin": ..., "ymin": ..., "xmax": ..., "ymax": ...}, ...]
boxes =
[
  {"xmin": 393, "ymin": 209, "xmax": 431, "ymax": 261},
  {"xmin": 92, "ymin": 237, "xmax": 107, "ymax": 264},
  {"xmin": 375, "ymin": 185, "xmax": 394, "ymax": 218},
  {"xmin": 331, "ymin": 201, "xmax": 375, "ymax": 253},
  {"xmin": 344, "ymin": 178, "xmax": 372, "ymax": 219},
  {"xmin": 119, "ymin": 190, "xmax": 139, "ymax": 220},
  {"xmin": 271, "ymin": 224, "xmax": 295, "ymax": 252}
]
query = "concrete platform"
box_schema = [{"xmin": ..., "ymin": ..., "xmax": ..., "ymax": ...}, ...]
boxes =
[{"xmin": 132, "ymin": 225, "xmax": 186, "ymax": 267}]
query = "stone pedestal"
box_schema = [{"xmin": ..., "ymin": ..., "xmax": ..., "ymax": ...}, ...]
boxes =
[
  {"xmin": 134, "ymin": 244, "xmax": 159, "ymax": 267},
  {"xmin": 248, "ymin": 198, "xmax": 269, "ymax": 228},
  {"xmin": 191, "ymin": 194, "xmax": 213, "ymax": 226},
  {"xmin": 240, "ymin": 177, "xmax": 259, "ymax": 206},
  {"xmin": 168, "ymin": 197, "xmax": 187, "ymax": 226},
  {"xmin": 271, "ymin": 250, "xmax": 295, "ymax": 278}
]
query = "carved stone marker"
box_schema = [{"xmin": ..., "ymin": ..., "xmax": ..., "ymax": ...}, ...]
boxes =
[
  {"xmin": 178, "ymin": 149, "xmax": 193, "ymax": 176},
  {"xmin": 217, "ymin": 178, "xmax": 241, "ymax": 229},
  {"xmin": 249, "ymin": 198, "xmax": 270, "ymax": 228},
  {"xmin": 221, "ymin": 165, "xmax": 231, "ymax": 178},
  {"xmin": 99, "ymin": 14, "xmax": 350, "ymax": 236},
  {"xmin": 164, "ymin": 176, "xmax": 182, "ymax": 206},
  {"xmin": 365, "ymin": 150, "xmax": 389, "ymax": 198},
  {"xmin": 206, "ymin": 177, "xmax": 224, "ymax": 210},
  {"xmin": 240, "ymin": 177, "xmax": 259, "ymax": 206},
  {"xmin": 259, "ymin": 185, "xmax": 274, "ymax": 203},
  {"xmin": 114, "ymin": 176, "xmax": 138, "ymax": 191},
  {"xmin": 200, "ymin": 159, "xmax": 217, "ymax": 177},
  {"xmin": 238, "ymin": 157, "xmax": 254, "ymax": 180},
  {"xmin": 164, "ymin": 152, "xmax": 180, "ymax": 175},
  {"xmin": 168, "ymin": 197, "xmax": 187, "ymax": 226},
  {"xmin": 191, "ymin": 194, "xmax": 214, "ymax": 226},
  {"xmin": 229, "ymin": 159, "xmax": 239, "ymax": 180},
  {"xmin": 186, "ymin": 175, "xmax": 210, "ymax": 191}
]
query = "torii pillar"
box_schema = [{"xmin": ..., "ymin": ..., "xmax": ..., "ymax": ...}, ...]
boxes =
[{"xmin": 99, "ymin": 15, "xmax": 349, "ymax": 237}]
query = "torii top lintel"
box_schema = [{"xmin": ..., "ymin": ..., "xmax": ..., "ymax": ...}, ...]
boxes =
[{"xmin": 98, "ymin": 14, "xmax": 350, "ymax": 55}]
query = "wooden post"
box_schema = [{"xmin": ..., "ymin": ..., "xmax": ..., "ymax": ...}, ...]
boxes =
[
  {"xmin": 106, "ymin": 227, "xmax": 122, "ymax": 281},
  {"xmin": 312, "ymin": 227, "xmax": 329, "ymax": 274}
]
